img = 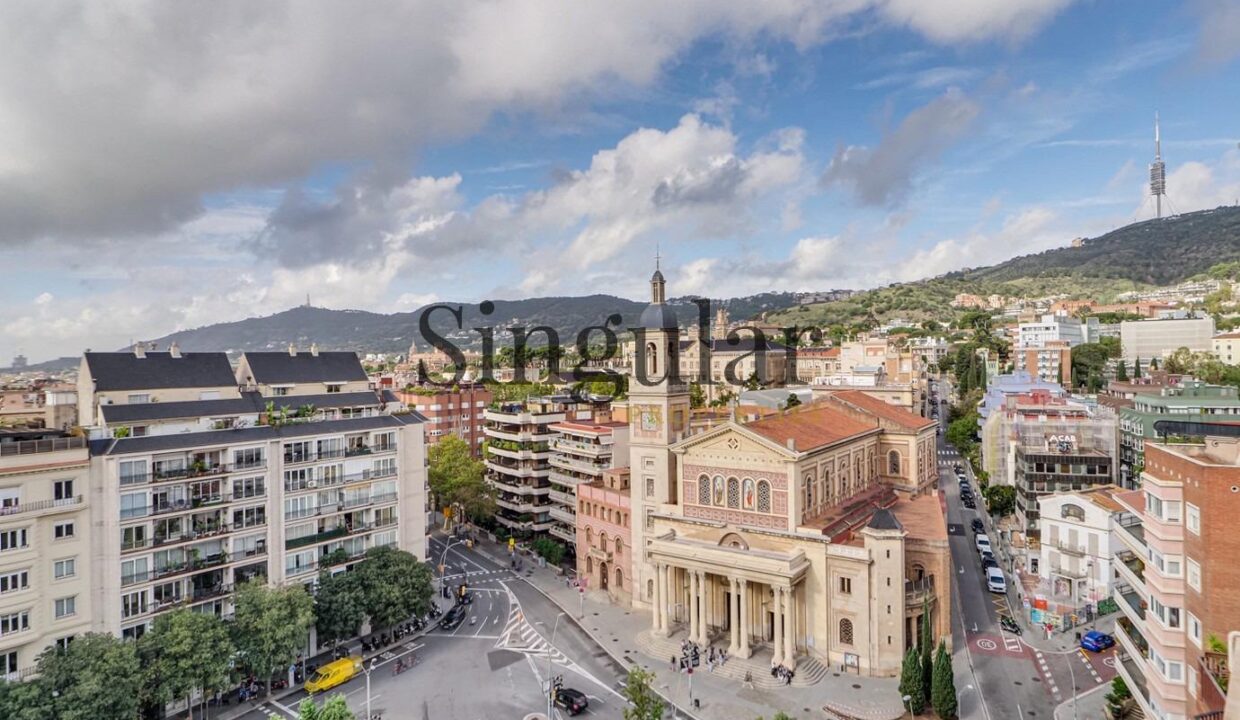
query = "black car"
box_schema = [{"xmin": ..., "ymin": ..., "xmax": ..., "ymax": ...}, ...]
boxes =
[
  {"xmin": 982, "ymin": 556, "xmax": 999, "ymax": 570},
  {"xmin": 963, "ymin": 497, "xmax": 977, "ymax": 509},
  {"xmin": 554, "ymin": 688, "xmax": 589, "ymax": 716},
  {"xmin": 971, "ymin": 518, "xmax": 985, "ymax": 533},
  {"xmin": 439, "ymin": 604, "xmax": 468, "ymax": 631}
]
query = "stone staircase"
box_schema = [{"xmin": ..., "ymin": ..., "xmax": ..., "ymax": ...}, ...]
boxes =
[{"xmin": 635, "ymin": 630, "xmax": 831, "ymax": 689}]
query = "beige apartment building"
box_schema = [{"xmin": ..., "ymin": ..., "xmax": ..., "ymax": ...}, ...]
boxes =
[
  {"xmin": 80, "ymin": 346, "xmax": 427, "ymax": 645},
  {"xmin": 546, "ymin": 418, "xmax": 629, "ymax": 545},
  {"xmin": 0, "ymin": 429, "xmax": 93, "ymax": 680}
]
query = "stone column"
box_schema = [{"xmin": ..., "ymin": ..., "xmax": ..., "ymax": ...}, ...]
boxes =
[
  {"xmin": 697, "ymin": 571, "xmax": 710, "ymax": 645},
  {"xmin": 651, "ymin": 563, "xmax": 663, "ymax": 632},
  {"xmin": 659, "ymin": 564, "xmax": 670, "ymax": 635},
  {"xmin": 688, "ymin": 570, "xmax": 699, "ymax": 643},
  {"xmin": 738, "ymin": 579, "xmax": 751, "ymax": 657},
  {"xmin": 783, "ymin": 584, "xmax": 797, "ymax": 670},
  {"xmin": 728, "ymin": 577, "xmax": 739, "ymax": 654},
  {"xmin": 772, "ymin": 586, "xmax": 784, "ymax": 667}
]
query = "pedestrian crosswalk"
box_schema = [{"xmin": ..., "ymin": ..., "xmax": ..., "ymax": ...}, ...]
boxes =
[{"xmin": 495, "ymin": 603, "xmax": 570, "ymax": 666}]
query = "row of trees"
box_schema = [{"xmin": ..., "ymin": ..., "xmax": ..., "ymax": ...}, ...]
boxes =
[
  {"xmin": 898, "ymin": 602, "xmax": 958, "ymax": 718},
  {"xmin": 0, "ymin": 546, "xmax": 433, "ymax": 720},
  {"xmin": 428, "ymin": 435, "xmax": 495, "ymax": 532}
]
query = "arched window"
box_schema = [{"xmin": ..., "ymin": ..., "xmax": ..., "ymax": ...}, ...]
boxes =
[
  {"xmin": 757, "ymin": 480, "xmax": 771, "ymax": 513},
  {"xmin": 698, "ymin": 475, "xmax": 711, "ymax": 505},
  {"xmin": 804, "ymin": 473, "xmax": 814, "ymax": 511},
  {"xmin": 586, "ymin": 556, "xmax": 593, "ymax": 574},
  {"xmin": 646, "ymin": 342, "xmax": 658, "ymax": 376},
  {"xmin": 1061, "ymin": 504, "xmax": 1086, "ymax": 521},
  {"xmin": 840, "ymin": 618, "xmax": 854, "ymax": 645},
  {"xmin": 727, "ymin": 477, "xmax": 740, "ymax": 509},
  {"xmin": 647, "ymin": 579, "xmax": 654, "ymax": 599},
  {"xmin": 615, "ymin": 568, "xmax": 624, "ymax": 589},
  {"xmin": 615, "ymin": 538, "xmax": 623, "ymax": 557},
  {"xmin": 586, "ymin": 528, "xmax": 593, "ymax": 546},
  {"xmin": 712, "ymin": 475, "xmax": 725, "ymax": 506},
  {"xmin": 742, "ymin": 478, "xmax": 756, "ymax": 510},
  {"xmin": 599, "ymin": 532, "xmax": 608, "ymax": 552},
  {"xmin": 888, "ymin": 450, "xmax": 902, "ymax": 475},
  {"xmin": 912, "ymin": 563, "xmax": 925, "ymax": 582}
]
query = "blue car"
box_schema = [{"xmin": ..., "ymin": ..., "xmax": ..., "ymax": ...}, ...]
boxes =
[{"xmin": 1080, "ymin": 630, "xmax": 1115, "ymax": 652}]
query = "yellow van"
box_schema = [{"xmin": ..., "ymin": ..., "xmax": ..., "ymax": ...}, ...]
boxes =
[{"xmin": 304, "ymin": 656, "xmax": 362, "ymax": 694}]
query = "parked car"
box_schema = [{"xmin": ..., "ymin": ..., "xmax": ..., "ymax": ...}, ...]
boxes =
[
  {"xmin": 971, "ymin": 518, "xmax": 985, "ymax": 533},
  {"xmin": 305, "ymin": 657, "xmax": 362, "ymax": 694},
  {"xmin": 554, "ymin": 688, "xmax": 590, "ymax": 716},
  {"xmin": 981, "ymin": 555, "xmax": 998, "ymax": 570},
  {"xmin": 963, "ymin": 497, "xmax": 977, "ymax": 509},
  {"xmin": 986, "ymin": 567, "xmax": 1006, "ymax": 593},
  {"xmin": 439, "ymin": 604, "xmax": 468, "ymax": 631},
  {"xmin": 976, "ymin": 534, "xmax": 992, "ymax": 555},
  {"xmin": 1081, "ymin": 631, "xmax": 1115, "ymax": 653}
]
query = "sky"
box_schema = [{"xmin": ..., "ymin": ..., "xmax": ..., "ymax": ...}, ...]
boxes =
[{"xmin": 3, "ymin": 1, "xmax": 1240, "ymax": 363}]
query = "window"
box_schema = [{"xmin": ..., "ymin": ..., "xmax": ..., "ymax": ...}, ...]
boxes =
[
  {"xmin": 2, "ymin": 650, "xmax": 16, "ymax": 675},
  {"xmin": 697, "ymin": 476, "xmax": 709, "ymax": 504},
  {"xmin": 0, "ymin": 528, "xmax": 28, "ymax": 552},
  {"xmin": 1186, "ymin": 503, "xmax": 1201, "ymax": 535},
  {"xmin": 614, "ymin": 569, "xmax": 623, "ymax": 589},
  {"xmin": 122, "ymin": 591, "xmax": 148, "ymax": 619},
  {"xmin": 326, "ymin": 383, "xmax": 343, "ymax": 394},
  {"xmin": 1187, "ymin": 558, "xmax": 1202, "ymax": 592},
  {"xmin": 127, "ymin": 394, "xmax": 150, "ymax": 404},
  {"xmin": 727, "ymin": 477, "xmax": 740, "ymax": 509},
  {"xmin": 119, "ymin": 460, "xmax": 148, "ymax": 485},
  {"xmin": 0, "ymin": 610, "xmax": 30, "ymax": 636},
  {"xmin": 839, "ymin": 618, "xmax": 854, "ymax": 645},
  {"xmin": 888, "ymin": 450, "xmax": 901, "ymax": 475},
  {"xmin": 233, "ymin": 447, "xmax": 265, "ymax": 469},
  {"xmin": 273, "ymin": 386, "xmax": 292, "ymax": 396},
  {"xmin": 0, "ymin": 570, "xmax": 29, "ymax": 594},
  {"xmin": 53, "ymin": 559, "xmax": 76, "ymax": 580},
  {"xmin": 120, "ymin": 492, "xmax": 147, "ymax": 519},
  {"xmin": 1188, "ymin": 612, "xmax": 1202, "ymax": 648},
  {"xmin": 1061, "ymin": 504, "xmax": 1085, "ymax": 521},
  {"xmin": 757, "ymin": 481, "xmax": 771, "ymax": 513},
  {"xmin": 647, "ymin": 477, "xmax": 656, "ymax": 499},
  {"xmin": 838, "ymin": 576, "xmax": 852, "ymax": 594},
  {"xmin": 54, "ymin": 479, "xmax": 74, "ymax": 501}
]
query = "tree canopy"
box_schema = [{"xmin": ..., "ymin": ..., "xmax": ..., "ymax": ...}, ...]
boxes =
[
  {"xmin": 358, "ymin": 545, "xmax": 434, "ymax": 631},
  {"xmin": 429, "ymin": 435, "xmax": 494, "ymax": 527},
  {"xmin": 142, "ymin": 608, "xmax": 234, "ymax": 718},
  {"xmin": 36, "ymin": 633, "xmax": 143, "ymax": 720},
  {"xmin": 232, "ymin": 580, "xmax": 315, "ymax": 695},
  {"xmin": 315, "ymin": 569, "xmax": 367, "ymax": 649},
  {"xmin": 622, "ymin": 667, "xmax": 665, "ymax": 720}
]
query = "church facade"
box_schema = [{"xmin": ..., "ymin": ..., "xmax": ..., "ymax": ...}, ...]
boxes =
[{"xmin": 626, "ymin": 267, "xmax": 951, "ymax": 677}]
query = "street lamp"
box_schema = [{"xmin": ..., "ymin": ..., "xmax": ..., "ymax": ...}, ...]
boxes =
[
  {"xmin": 363, "ymin": 657, "xmax": 377, "ymax": 720},
  {"xmin": 903, "ymin": 694, "xmax": 917, "ymax": 720},
  {"xmin": 438, "ymin": 537, "xmax": 463, "ymax": 592},
  {"xmin": 537, "ymin": 612, "xmax": 566, "ymax": 720}
]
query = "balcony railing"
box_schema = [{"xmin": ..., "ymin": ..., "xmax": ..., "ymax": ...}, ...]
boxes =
[
  {"xmin": 548, "ymin": 506, "xmax": 576, "ymax": 525},
  {"xmin": 548, "ymin": 454, "xmax": 608, "ymax": 475},
  {"xmin": 1053, "ymin": 539, "xmax": 1089, "ymax": 556},
  {"xmin": 547, "ymin": 488, "xmax": 576, "ymax": 506},
  {"xmin": 0, "ymin": 436, "xmax": 86, "ymax": 456},
  {"xmin": 284, "ymin": 467, "xmax": 397, "ymax": 493},
  {"xmin": 904, "ymin": 577, "xmax": 936, "ymax": 605},
  {"xmin": 0, "ymin": 495, "xmax": 83, "ymax": 518},
  {"xmin": 287, "ymin": 525, "xmax": 348, "ymax": 549}
]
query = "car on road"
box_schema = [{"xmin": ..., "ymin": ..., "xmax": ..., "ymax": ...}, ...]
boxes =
[
  {"xmin": 976, "ymin": 534, "xmax": 992, "ymax": 555},
  {"xmin": 986, "ymin": 567, "xmax": 1006, "ymax": 593},
  {"xmin": 1081, "ymin": 631, "xmax": 1116, "ymax": 653},
  {"xmin": 981, "ymin": 554, "xmax": 998, "ymax": 570},
  {"xmin": 439, "ymin": 604, "xmax": 468, "ymax": 631},
  {"xmin": 971, "ymin": 518, "xmax": 985, "ymax": 534},
  {"xmin": 305, "ymin": 656, "xmax": 362, "ymax": 694},
  {"xmin": 554, "ymin": 688, "xmax": 590, "ymax": 716},
  {"xmin": 963, "ymin": 496, "xmax": 977, "ymax": 509}
]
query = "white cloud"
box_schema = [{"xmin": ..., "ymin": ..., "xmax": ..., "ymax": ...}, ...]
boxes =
[
  {"xmin": 876, "ymin": 0, "xmax": 1077, "ymax": 44},
  {"xmin": 894, "ymin": 206, "xmax": 1060, "ymax": 279}
]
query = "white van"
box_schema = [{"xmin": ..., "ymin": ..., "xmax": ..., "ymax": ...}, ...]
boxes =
[
  {"xmin": 975, "ymin": 534, "xmax": 992, "ymax": 555},
  {"xmin": 986, "ymin": 567, "xmax": 1006, "ymax": 593}
]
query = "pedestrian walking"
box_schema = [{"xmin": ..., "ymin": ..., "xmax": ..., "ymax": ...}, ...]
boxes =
[{"xmin": 671, "ymin": 655, "xmax": 677, "ymax": 672}]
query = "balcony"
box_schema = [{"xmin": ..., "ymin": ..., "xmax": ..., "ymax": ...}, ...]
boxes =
[
  {"xmin": 1052, "ymin": 562, "xmax": 1089, "ymax": 580},
  {"xmin": 549, "ymin": 524, "xmax": 576, "ymax": 544},
  {"xmin": 496, "ymin": 497, "xmax": 546, "ymax": 514},
  {"xmin": 487, "ymin": 474, "xmax": 549, "ymax": 495},
  {"xmin": 548, "ymin": 454, "xmax": 608, "ymax": 475},
  {"xmin": 1116, "ymin": 517, "xmax": 1147, "ymax": 556},
  {"xmin": 547, "ymin": 488, "xmax": 576, "ymax": 506},
  {"xmin": 485, "ymin": 460, "xmax": 549, "ymax": 479},
  {"xmin": 1115, "ymin": 550, "xmax": 1147, "ymax": 590},
  {"xmin": 0, "ymin": 435, "xmax": 86, "ymax": 457},
  {"xmin": 286, "ymin": 525, "xmax": 348, "ymax": 549},
  {"xmin": 1116, "ymin": 617, "xmax": 1151, "ymax": 663},
  {"xmin": 0, "ymin": 495, "xmax": 83, "ymax": 518},
  {"xmin": 1117, "ymin": 585, "xmax": 1147, "ymax": 625},
  {"xmin": 548, "ymin": 506, "xmax": 576, "ymax": 525},
  {"xmin": 1052, "ymin": 539, "xmax": 1089, "ymax": 556},
  {"xmin": 552, "ymin": 437, "xmax": 611, "ymax": 456},
  {"xmin": 904, "ymin": 577, "xmax": 936, "ymax": 607},
  {"xmin": 1115, "ymin": 650, "xmax": 1154, "ymax": 719}
]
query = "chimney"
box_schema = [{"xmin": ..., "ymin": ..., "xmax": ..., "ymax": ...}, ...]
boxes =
[
  {"xmin": 133, "ymin": 342, "xmax": 146, "ymax": 359},
  {"xmin": 786, "ymin": 437, "xmax": 796, "ymax": 451},
  {"xmin": 288, "ymin": 344, "xmax": 297, "ymax": 357},
  {"xmin": 310, "ymin": 343, "xmax": 319, "ymax": 357},
  {"xmin": 169, "ymin": 342, "xmax": 181, "ymax": 359}
]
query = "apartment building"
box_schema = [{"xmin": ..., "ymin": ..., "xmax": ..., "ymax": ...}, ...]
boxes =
[
  {"xmin": 1120, "ymin": 316, "xmax": 1217, "ymax": 363},
  {"xmin": 1211, "ymin": 332, "xmax": 1240, "ymax": 365},
  {"xmin": 1111, "ymin": 438, "xmax": 1240, "ymax": 720},
  {"xmin": 575, "ymin": 468, "xmax": 633, "ymax": 606},
  {"xmin": 81, "ymin": 346, "xmax": 427, "ymax": 642},
  {"xmin": 1035, "ymin": 486, "xmax": 1124, "ymax": 610},
  {"xmin": 1018, "ymin": 314, "xmax": 1086, "ymax": 348},
  {"xmin": 1117, "ymin": 380, "xmax": 1240, "ymax": 488},
  {"xmin": 484, "ymin": 398, "xmax": 565, "ymax": 537},
  {"xmin": 1012, "ymin": 339, "xmax": 1073, "ymax": 384},
  {"xmin": 546, "ymin": 419, "xmax": 629, "ymax": 546},
  {"xmin": 0, "ymin": 429, "xmax": 92, "ymax": 680},
  {"xmin": 396, "ymin": 384, "xmax": 492, "ymax": 457}
]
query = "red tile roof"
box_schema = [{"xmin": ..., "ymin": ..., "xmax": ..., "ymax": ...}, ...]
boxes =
[
  {"xmin": 744, "ymin": 403, "xmax": 878, "ymax": 452},
  {"xmin": 827, "ymin": 390, "xmax": 936, "ymax": 431}
]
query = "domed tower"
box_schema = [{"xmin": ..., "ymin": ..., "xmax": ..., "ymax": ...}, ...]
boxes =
[{"xmin": 629, "ymin": 260, "xmax": 691, "ymax": 616}]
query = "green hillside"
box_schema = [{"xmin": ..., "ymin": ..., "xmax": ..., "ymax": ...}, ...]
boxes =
[{"xmin": 774, "ymin": 205, "xmax": 1240, "ymax": 328}]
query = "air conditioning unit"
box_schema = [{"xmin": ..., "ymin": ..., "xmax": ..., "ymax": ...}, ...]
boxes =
[{"xmin": 307, "ymin": 480, "xmax": 318, "ymax": 489}]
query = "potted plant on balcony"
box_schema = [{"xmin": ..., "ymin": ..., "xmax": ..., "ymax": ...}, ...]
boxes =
[
  {"xmin": 187, "ymin": 548, "xmax": 201, "ymax": 569},
  {"xmin": 1104, "ymin": 676, "xmax": 1132, "ymax": 719}
]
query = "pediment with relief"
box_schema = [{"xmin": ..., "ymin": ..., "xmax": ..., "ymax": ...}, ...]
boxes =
[{"xmin": 681, "ymin": 425, "xmax": 786, "ymax": 463}]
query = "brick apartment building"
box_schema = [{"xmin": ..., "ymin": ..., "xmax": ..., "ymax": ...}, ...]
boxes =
[{"xmin": 396, "ymin": 385, "xmax": 492, "ymax": 457}]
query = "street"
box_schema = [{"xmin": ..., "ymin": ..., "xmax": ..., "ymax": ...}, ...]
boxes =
[
  {"xmin": 236, "ymin": 535, "xmax": 629, "ymax": 720},
  {"xmin": 935, "ymin": 383, "xmax": 1115, "ymax": 720}
]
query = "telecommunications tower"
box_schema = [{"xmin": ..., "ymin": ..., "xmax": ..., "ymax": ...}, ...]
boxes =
[{"xmin": 1149, "ymin": 112, "xmax": 1167, "ymax": 219}]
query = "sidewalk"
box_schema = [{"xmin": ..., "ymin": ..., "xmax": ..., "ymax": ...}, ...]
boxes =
[
  {"xmin": 1054, "ymin": 681, "xmax": 1109, "ymax": 720},
  {"xmin": 474, "ymin": 534, "xmax": 908, "ymax": 720}
]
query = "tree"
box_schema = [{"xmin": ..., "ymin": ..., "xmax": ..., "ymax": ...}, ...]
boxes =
[
  {"xmin": 622, "ymin": 666, "xmax": 665, "ymax": 720},
  {"xmin": 429, "ymin": 435, "xmax": 494, "ymax": 529},
  {"xmin": 298, "ymin": 694, "xmax": 355, "ymax": 720},
  {"xmin": 36, "ymin": 632, "xmax": 143, "ymax": 720},
  {"xmin": 1150, "ymin": 356, "xmax": 1159, "ymax": 370},
  {"xmin": 1133, "ymin": 356, "xmax": 1142, "ymax": 378},
  {"xmin": 784, "ymin": 392, "xmax": 802, "ymax": 410},
  {"xmin": 1105, "ymin": 676, "xmax": 1132, "ymax": 718},
  {"xmin": 931, "ymin": 639, "xmax": 958, "ymax": 720},
  {"xmin": 315, "ymin": 569, "xmax": 367, "ymax": 649},
  {"xmin": 919, "ymin": 600, "xmax": 933, "ymax": 706},
  {"xmin": 898, "ymin": 646, "xmax": 925, "ymax": 715},
  {"xmin": 1164, "ymin": 346, "xmax": 1196, "ymax": 374},
  {"xmin": 1071, "ymin": 343, "xmax": 1111, "ymax": 389},
  {"xmin": 983, "ymin": 484, "xmax": 1016, "ymax": 516},
  {"xmin": 1098, "ymin": 335, "xmax": 1122, "ymax": 359},
  {"xmin": 743, "ymin": 371, "xmax": 762, "ymax": 391},
  {"xmin": 0, "ymin": 677, "xmax": 52, "ymax": 720},
  {"xmin": 1115, "ymin": 359, "xmax": 1128, "ymax": 381},
  {"xmin": 689, "ymin": 382, "xmax": 705, "ymax": 409},
  {"xmin": 358, "ymin": 545, "xmax": 434, "ymax": 631},
  {"xmin": 142, "ymin": 608, "xmax": 234, "ymax": 719},
  {"xmin": 232, "ymin": 580, "xmax": 315, "ymax": 696}
]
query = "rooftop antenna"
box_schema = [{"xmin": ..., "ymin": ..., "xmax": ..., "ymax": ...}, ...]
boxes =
[
  {"xmin": 1149, "ymin": 112, "xmax": 1167, "ymax": 219},
  {"xmin": 655, "ymin": 239, "xmax": 661, "ymax": 271}
]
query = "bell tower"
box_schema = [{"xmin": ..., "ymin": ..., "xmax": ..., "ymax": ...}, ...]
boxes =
[{"xmin": 629, "ymin": 256, "xmax": 691, "ymax": 611}]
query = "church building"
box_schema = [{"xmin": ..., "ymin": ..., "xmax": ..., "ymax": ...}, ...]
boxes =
[{"xmin": 626, "ymin": 265, "xmax": 951, "ymax": 678}]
